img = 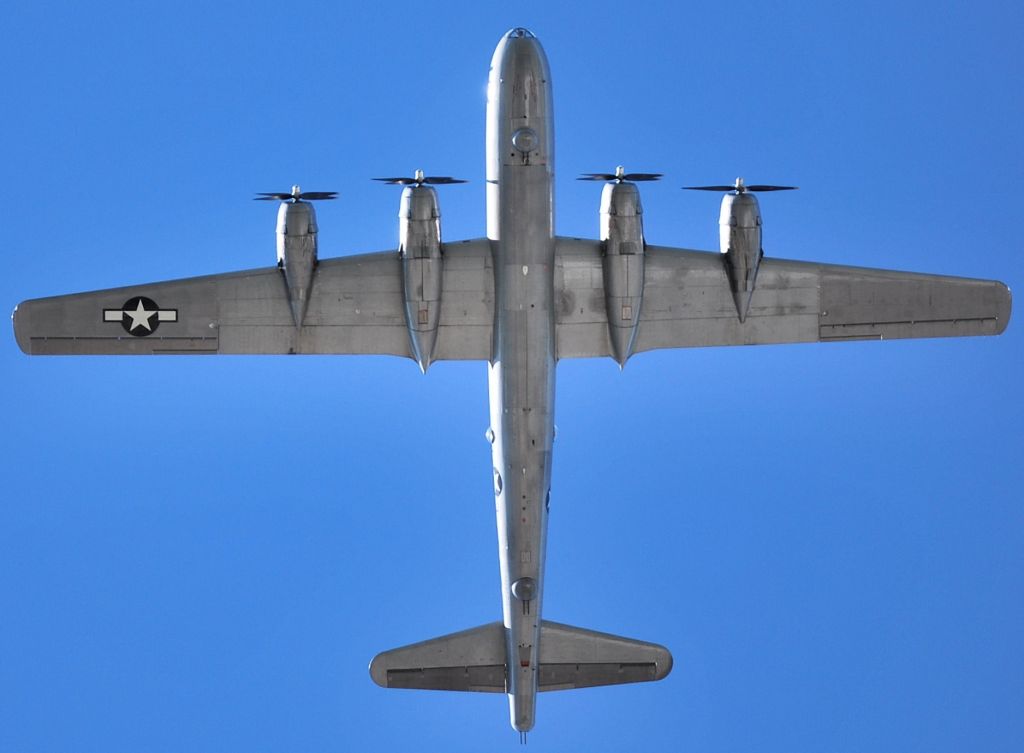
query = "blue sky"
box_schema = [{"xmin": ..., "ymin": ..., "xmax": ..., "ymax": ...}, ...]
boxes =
[{"xmin": 2, "ymin": 2, "xmax": 1022, "ymax": 751}]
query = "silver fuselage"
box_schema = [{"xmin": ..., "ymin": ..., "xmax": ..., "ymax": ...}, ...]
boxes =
[{"xmin": 485, "ymin": 29, "xmax": 554, "ymax": 733}]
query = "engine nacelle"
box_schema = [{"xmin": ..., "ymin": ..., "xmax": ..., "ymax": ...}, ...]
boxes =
[
  {"xmin": 719, "ymin": 191, "xmax": 763, "ymax": 322},
  {"xmin": 276, "ymin": 200, "xmax": 318, "ymax": 328},
  {"xmin": 600, "ymin": 182, "xmax": 645, "ymax": 365},
  {"xmin": 399, "ymin": 185, "xmax": 443, "ymax": 372}
]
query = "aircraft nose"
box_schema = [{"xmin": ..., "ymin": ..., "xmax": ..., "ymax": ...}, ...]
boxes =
[{"xmin": 505, "ymin": 27, "xmax": 536, "ymax": 39}]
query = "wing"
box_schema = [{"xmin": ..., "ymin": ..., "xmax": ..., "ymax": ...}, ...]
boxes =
[
  {"xmin": 554, "ymin": 238, "xmax": 1011, "ymax": 358},
  {"xmin": 13, "ymin": 240, "xmax": 494, "ymax": 359}
]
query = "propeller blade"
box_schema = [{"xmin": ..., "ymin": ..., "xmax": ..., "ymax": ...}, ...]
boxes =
[
  {"xmin": 684, "ymin": 181, "xmax": 798, "ymax": 193},
  {"xmin": 682, "ymin": 185, "xmax": 739, "ymax": 192},
  {"xmin": 254, "ymin": 191, "xmax": 337, "ymax": 201},
  {"xmin": 579, "ymin": 170, "xmax": 662, "ymax": 182},
  {"xmin": 374, "ymin": 175, "xmax": 466, "ymax": 186}
]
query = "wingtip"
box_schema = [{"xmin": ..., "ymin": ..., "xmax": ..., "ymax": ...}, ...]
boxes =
[
  {"xmin": 368, "ymin": 652, "xmax": 389, "ymax": 688},
  {"xmin": 12, "ymin": 301, "xmax": 31, "ymax": 355},
  {"xmin": 996, "ymin": 280, "xmax": 1012, "ymax": 334},
  {"xmin": 653, "ymin": 644, "xmax": 674, "ymax": 681}
]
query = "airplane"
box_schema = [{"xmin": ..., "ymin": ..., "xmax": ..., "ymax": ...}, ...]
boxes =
[{"xmin": 11, "ymin": 27, "xmax": 1012, "ymax": 737}]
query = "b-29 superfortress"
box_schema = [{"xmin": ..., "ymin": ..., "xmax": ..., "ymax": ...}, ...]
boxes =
[{"xmin": 13, "ymin": 28, "xmax": 1011, "ymax": 735}]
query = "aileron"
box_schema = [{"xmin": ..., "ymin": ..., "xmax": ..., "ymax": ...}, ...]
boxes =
[{"xmin": 816, "ymin": 265, "xmax": 1010, "ymax": 340}]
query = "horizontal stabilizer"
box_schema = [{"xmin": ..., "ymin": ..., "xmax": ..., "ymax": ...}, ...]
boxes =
[
  {"xmin": 369, "ymin": 621, "xmax": 507, "ymax": 693},
  {"xmin": 369, "ymin": 619, "xmax": 672, "ymax": 694},
  {"xmin": 537, "ymin": 620, "xmax": 673, "ymax": 691}
]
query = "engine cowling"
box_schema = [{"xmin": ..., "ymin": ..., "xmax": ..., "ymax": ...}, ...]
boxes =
[
  {"xmin": 600, "ymin": 181, "xmax": 645, "ymax": 365},
  {"xmin": 399, "ymin": 184, "xmax": 443, "ymax": 372},
  {"xmin": 276, "ymin": 200, "xmax": 318, "ymax": 328},
  {"xmin": 685, "ymin": 179, "xmax": 796, "ymax": 322},
  {"xmin": 718, "ymin": 191, "xmax": 762, "ymax": 323}
]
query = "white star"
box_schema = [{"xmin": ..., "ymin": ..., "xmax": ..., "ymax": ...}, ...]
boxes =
[{"xmin": 123, "ymin": 299, "xmax": 156, "ymax": 332}]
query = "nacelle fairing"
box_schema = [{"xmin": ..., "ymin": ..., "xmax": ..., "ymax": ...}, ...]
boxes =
[
  {"xmin": 399, "ymin": 185, "xmax": 443, "ymax": 371},
  {"xmin": 276, "ymin": 200, "xmax": 318, "ymax": 328},
  {"xmin": 600, "ymin": 181, "xmax": 646, "ymax": 365},
  {"xmin": 686, "ymin": 178, "xmax": 796, "ymax": 322},
  {"xmin": 719, "ymin": 191, "xmax": 762, "ymax": 322}
]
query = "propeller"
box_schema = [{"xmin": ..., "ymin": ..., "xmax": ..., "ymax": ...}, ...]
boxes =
[
  {"xmin": 254, "ymin": 185, "xmax": 338, "ymax": 202},
  {"xmin": 578, "ymin": 165, "xmax": 662, "ymax": 183},
  {"xmin": 683, "ymin": 177, "xmax": 797, "ymax": 193},
  {"xmin": 373, "ymin": 169, "xmax": 467, "ymax": 186}
]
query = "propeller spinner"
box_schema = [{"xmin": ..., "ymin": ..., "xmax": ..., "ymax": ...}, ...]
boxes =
[
  {"xmin": 254, "ymin": 185, "xmax": 338, "ymax": 202},
  {"xmin": 373, "ymin": 169, "xmax": 467, "ymax": 186},
  {"xmin": 683, "ymin": 177, "xmax": 797, "ymax": 193},
  {"xmin": 578, "ymin": 165, "xmax": 662, "ymax": 183}
]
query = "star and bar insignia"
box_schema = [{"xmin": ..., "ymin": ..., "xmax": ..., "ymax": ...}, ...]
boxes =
[{"xmin": 103, "ymin": 297, "xmax": 177, "ymax": 336}]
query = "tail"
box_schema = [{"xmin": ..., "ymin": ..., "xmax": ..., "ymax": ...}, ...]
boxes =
[{"xmin": 369, "ymin": 619, "xmax": 672, "ymax": 693}]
